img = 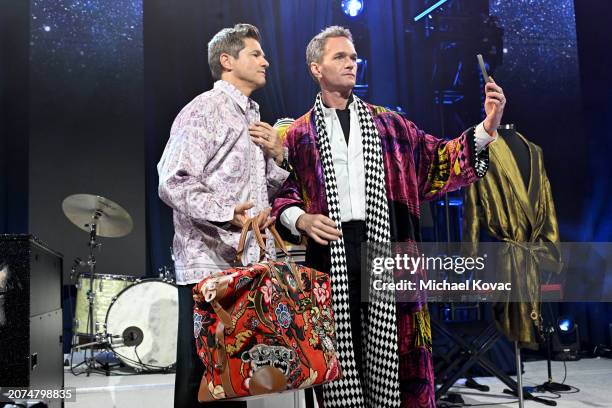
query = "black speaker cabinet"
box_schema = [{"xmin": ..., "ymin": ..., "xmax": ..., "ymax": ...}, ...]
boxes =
[{"xmin": 0, "ymin": 234, "xmax": 63, "ymax": 404}]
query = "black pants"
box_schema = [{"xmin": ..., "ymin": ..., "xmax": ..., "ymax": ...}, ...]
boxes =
[
  {"xmin": 306, "ymin": 221, "xmax": 368, "ymax": 406},
  {"xmin": 175, "ymin": 284, "xmax": 246, "ymax": 407}
]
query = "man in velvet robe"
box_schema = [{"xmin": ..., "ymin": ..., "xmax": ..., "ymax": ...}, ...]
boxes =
[{"xmin": 271, "ymin": 26, "xmax": 506, "ymax": 408}]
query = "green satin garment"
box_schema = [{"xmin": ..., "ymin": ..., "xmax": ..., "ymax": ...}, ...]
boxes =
[{"xmin": 463, "ymin": 132, "xmax": 562, "ymax": 348}]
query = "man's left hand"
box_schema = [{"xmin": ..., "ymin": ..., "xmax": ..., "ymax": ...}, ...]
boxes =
[
  {"xmin": 249, "ymin": 121, "xmax": 284, "ymax": 164},
  {"xmin": 483, "ymin": 77, "xmax": 506, "ymax": 136}
]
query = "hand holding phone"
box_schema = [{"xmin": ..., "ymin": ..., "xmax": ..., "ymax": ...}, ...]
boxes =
[{"xmin": 477, "ymin": 54, "xmax": 506, "ymax": 135}]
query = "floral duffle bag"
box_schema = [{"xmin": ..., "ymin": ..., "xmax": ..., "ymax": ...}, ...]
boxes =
[{"xmin": 192, "ymin": 216, "xmax": 341, "ymax": 402}]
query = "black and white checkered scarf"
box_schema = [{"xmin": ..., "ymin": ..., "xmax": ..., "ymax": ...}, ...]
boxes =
[{"xmin": 313, "ymin": 93, "xmax": 401, "ymax": 408}]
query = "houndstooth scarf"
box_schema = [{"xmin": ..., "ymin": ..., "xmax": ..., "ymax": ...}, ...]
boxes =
[{"xmin": 313, "ymin": 94, "xmax": 401, "ymax": 408}]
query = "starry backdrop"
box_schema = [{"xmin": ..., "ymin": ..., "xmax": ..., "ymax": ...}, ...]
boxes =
[
  {"xmin": 28, "ymin": 0, "xmax": 146, "ymax": 282},
  {"xmin": 31, "ymin": 0, "xmax": 141, "ymax": 85}
]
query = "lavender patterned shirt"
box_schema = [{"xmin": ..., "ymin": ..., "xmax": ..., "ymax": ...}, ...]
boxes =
[{"xmin": 158, "ymin": 80, "xmax": 289, "ymax": 285}]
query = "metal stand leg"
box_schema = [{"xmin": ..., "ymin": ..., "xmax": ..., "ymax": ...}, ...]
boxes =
[
  {"xmin": 434, "ymin": 319, "xmax": 556, "ymax": 406},
  {"xmin": 515, "ymin": 341, "xmax": 525, "ymax": 408}
]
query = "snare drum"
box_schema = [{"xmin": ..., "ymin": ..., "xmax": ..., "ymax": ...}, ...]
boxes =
[
  {"xmin": 105, "ymin": 279, "xmax": 178, "ymax": 371},
  {"xmin": 74, "ymin": 273, "xmax": 136, "ymax": 336}
]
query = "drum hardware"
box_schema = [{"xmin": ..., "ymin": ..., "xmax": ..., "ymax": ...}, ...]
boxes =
[
  {"xmin": 63, "ymin": 194, "xmax": 133, "ymax": 376},
  {"xmin": 70, "ymin": 257, "xmax": 85, "ymax": 280},
  {"xmin": 63, "ymin": 194, "xmax": 177, "ymax": 375},
  {"xmin": 71, "ymin": 275, "xmax": 178, "ymax": 373},
  {"xmin": 158, "ymin": 264, "xmax": 175, "ymax": 283},
  {"xmin": 72, "ymin": 336, "xmax": 108, "ymax": 350}
]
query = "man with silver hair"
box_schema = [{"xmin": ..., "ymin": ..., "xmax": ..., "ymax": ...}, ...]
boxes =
[
  {"xmin": 272, "ymin": 26, "xmax": 506, "ymax": 407},
  {"xmin": 158, "ymin": 23, "xmax": 289, "ymax": 407}
]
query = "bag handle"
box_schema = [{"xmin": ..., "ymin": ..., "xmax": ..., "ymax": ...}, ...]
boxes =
[
  {"xmin": 252, "ymin": 212, "xmax": 272, "ymax": 257},
  {"xmin": 269, "ymin": 224, "xmax": 290, "ymax": 258},
  {"xmin": 235, "ymin": 217, "xmax": 254, "ymax": 261},
  {"xmin": 252, "ymin": 212, "xmax": 290, "ymax": 259},
  {"xmin": 236, "ymin": 212, "xmax": 290, "ymax": 262}
]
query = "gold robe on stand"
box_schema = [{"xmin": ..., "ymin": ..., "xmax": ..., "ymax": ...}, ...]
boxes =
[{"xmin": 463, "ymin": 130, "xmax": 563, "ymax": 348}]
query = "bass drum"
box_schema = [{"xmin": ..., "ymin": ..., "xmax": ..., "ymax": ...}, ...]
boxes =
[{"xmin": 105, "ymin": 279, "xmax": 178, "ymax": 371}]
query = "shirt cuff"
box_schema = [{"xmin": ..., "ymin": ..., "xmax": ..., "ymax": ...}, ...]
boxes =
[
  {"xmin": 280, "ymin": 206, "xmax": 305, "ymax": 237},
  {"xmin": 474, "ymin": 122, "xmax": 497, "ymax": 154}
]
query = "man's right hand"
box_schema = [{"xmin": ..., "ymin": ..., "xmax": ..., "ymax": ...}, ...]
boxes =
[
  {"xmin": 230, "ymin": 202, "xmax": 255, "ymax": 228},
  {"xmin": 296, "ymin": 213, "xmax": 341, "ymax": 245}
]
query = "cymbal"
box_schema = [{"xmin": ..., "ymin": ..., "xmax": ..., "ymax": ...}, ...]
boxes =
[{"xmin": 62, "ymin": 194, "xmax": 133, "ymax": 238}]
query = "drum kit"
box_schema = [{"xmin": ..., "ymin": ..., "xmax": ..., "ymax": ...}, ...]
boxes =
[{"xmin": 63, "ymin": 194, "xmax": 178, "ymax": 375}]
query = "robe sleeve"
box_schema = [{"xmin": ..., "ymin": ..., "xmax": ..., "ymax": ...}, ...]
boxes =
[
  {"xmin": 399, "ymin": 117, "xmax": 489, "ymax": 202},
  {"xmin": 536, "ymin": 156, "xmax": 563, "ymax": 274}
]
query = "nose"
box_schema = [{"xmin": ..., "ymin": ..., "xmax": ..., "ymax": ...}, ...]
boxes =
[
  {"xmin": 346, "ymin": 58, "xmax": 356, "ymax": 70},
  {"xmin": 262, "ymin": 57, "xmax": 269, "ymax": 68}
]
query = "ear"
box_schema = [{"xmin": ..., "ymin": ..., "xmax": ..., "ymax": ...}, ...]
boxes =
[
  {"xmin": 220, "ymin": 53, "xmax": 233, "ymax": 72},
  {"xmin": 309, "ymin": 62, "xmax": 322, "ymax": 81}
]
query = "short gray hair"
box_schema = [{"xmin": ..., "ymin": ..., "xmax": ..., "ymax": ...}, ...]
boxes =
[
  {"xmin": 207, "ymin": 23, "xmax": 261, "ymax": 80},
  {"xmin": 306, "ymin": 26, "xmax": 353, "ymax": 67}
]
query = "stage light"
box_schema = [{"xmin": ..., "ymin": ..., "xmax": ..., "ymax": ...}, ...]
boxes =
[
  {"xmin": 341, "ymin": 0, "xmax": 364, "ymax": 17},
  {"xmin": 414, "ymin": 0, "xmax": 450, "ymax": 22},
  {"xmin": 551, "ymin": 316, "xmax": 580, "ymax": 361},
  {"xmin": 558, "ymin": 316, "xmax": 575, "ymax": 333}
]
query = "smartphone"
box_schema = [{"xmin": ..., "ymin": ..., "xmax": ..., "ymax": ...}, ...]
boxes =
[{"xmin": 476, "ymin": 54, "xmax": 490, "ymax": 83}]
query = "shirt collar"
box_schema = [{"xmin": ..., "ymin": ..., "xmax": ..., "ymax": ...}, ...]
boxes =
[
  {"xmin": 214, "ymin": 80, "xmax": 259, "ymax": 114},
  {"xmin": 321, "ymin": 93, "xmax": 356, "ymax": 117}
]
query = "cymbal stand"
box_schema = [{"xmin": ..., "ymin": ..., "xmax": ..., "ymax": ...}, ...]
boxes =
[
  {"xmin": 73, "ymin": 213, "xmax": 111, "ymax": 376},
  {"xmin": 85, "ymin": 219, "xmax": 99, "ymax": 375}
]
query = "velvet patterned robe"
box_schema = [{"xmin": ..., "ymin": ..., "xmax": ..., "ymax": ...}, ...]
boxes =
[
  {"xmin": 272, "ymin": 104, "xmax": 487, "ymax": 407},
  {"xmin": 463, "ymin": 131, "xmax": 562, "ymax": 348}
]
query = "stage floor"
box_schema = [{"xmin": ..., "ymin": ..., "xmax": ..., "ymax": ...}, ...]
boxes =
[
  {"xmin": 63, "ymin": 364, "xmax": 306, "ymax": 408},
  {"xmin": 444, "ymin": 357, "xmax": 612, "ymax": 407},
  {"xmin": 64, "ymin": 358, "xmax": 612, "ymax": 407}
]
